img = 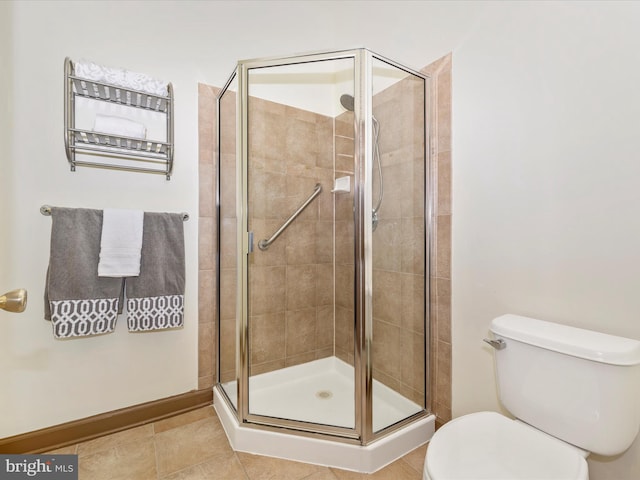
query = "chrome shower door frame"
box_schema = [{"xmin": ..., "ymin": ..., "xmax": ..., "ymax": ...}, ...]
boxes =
[{"xmin": 216, "ymin": 47, "xmax": 432, "ymax": 446}]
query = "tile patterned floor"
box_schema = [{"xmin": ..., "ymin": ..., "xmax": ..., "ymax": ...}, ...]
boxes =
[{"xmin": 47, "ymin": 406, "xmax": 427, "ymax": 479}]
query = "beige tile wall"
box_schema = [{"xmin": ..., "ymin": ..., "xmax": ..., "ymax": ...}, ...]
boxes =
[
  {"xmin": 333, "ymin": 111, "xmax": 355, "ymax": 365},
  {"xmin": 198, "ymin": 50, "xmax": 452, "ymax": 424},
  {"xmin": 369, "ymin": 74, "xmax": 427, "ymax": 407},
  {"xmin": 422, "ymin": 54, "xmax": 452, "ymax": 426},
  {"xmin": 331, "ymin": 76, "xmax": 430, "ymax": 409},
  {"xmin": 218, "ymin": 87, "xmax": 237, "ymax": 384},
  {"xmin": 198, "ymin": 83, "xmax": 219, "ymax": 390},
  {"xmin": 247, "ymin": 98, "xmax": 335, "ymax": 374}
]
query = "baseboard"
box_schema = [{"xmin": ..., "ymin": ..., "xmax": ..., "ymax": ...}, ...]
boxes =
[{"xmin": 0, "ymin": 388, "xmax": 213, "ymax": 454}]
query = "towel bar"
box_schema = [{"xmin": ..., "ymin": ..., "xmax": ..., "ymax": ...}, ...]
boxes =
[{"xmin": 40, "ymin": 205, "xmax": 189, "ymax": 221}]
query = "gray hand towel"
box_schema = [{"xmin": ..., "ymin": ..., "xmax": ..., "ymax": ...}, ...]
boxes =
[
  {"xmin": 125, "ymin": 212, "xmax": 185, "ymax": 332},
  {"xmin": 44, "ymin": 207, "xmax": 123, "ymax": 338}
]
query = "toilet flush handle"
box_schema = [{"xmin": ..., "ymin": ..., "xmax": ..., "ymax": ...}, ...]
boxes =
[{"xmin": 483, "ymin": 338, "xmax": 506, "ymax": 350}]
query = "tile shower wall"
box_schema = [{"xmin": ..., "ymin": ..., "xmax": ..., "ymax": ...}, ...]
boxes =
[
  {"xmin": 202, "ymin": 89, "xmax": 340, "ymax": 384},
  {"xmin": 370, "ymin": 76, "xmax": 427, "ymax": 407},
  {"xmin": 422, "ymin": 54, "xmax": 452, "ymax": 426},
  {"xmin": 247, "ymin": 98, "xmax": 335, "ymax": 374},
  {"xmin": 198, "ymin": 83, "xmax": 219, "ymax": 390},
  {"xmin": 332, "ymin": 78, "xmax": 428, "ymax": 410},
  {"xmin": 334, "ymin": 111, "xmax": 355, "ymax": 365},
  {"xmin": 218, "ymin": 87, "xmax": 237, "ymax": 384}
]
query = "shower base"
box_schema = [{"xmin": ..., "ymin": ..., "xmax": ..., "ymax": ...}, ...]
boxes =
[{"xmin": 214, "ymin": 356, "xmax": 434, "ymax": 473}]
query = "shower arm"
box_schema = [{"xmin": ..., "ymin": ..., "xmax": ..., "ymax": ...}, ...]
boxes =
[{"xmin": 258, "ymin": 183, "xmax": 322, "ymax": 251}]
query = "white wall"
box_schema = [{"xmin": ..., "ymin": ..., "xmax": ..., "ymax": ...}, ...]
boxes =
[
  {"xmin": 0, "ymin": 1, "xmax": 12, "ymax": 293},
  {"xmin": 0, "ymin": 0, "xmax": 453, "ymax": 438},
  {"xmin": 0, "ymin": 1, "xmax": 210, "ymax": 436},
  {"xmin": 451, "ymin": 2, "xmax": 640, "ymax": 478},
  {"xmin": 2, "ymin": 1, "xmax": 639, "ymax": 478}
]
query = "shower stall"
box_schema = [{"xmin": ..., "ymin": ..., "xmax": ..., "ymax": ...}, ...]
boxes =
[{"xmin": 214, "ymin": 48, "xmax": 433, "ymax": 472}]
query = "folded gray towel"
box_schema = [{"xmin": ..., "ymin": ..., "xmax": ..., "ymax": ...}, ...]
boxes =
[
  {"xmin": 44, "ymin": 207, "xmax": 123, "ymax": 338},
  {"xmin": 125, "ymin": 212, "xmax": 185, "ymax": 332}
]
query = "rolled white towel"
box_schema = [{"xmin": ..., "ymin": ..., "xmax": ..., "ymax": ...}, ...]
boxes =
[
  {"xmin": 75, "ymin": 59, "xmax": 168, "ymax": 97},
  {"xmin": 93, "ymin": 114, "xmax": 147, "ymax": 139}
]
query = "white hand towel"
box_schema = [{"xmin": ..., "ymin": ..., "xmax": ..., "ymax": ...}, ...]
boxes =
[
  {"xmin": 98, "ymin": 209, "xmax": 144, "ymax": 277},
  {"xmin": 93, "ymin": 114, "xmax": 147, "ymax": 139}
]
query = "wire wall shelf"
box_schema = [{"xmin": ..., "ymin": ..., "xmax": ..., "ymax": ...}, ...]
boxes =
[{"xmin": 64, "ymin": 57, "xmax": 175, "ymax": 179}]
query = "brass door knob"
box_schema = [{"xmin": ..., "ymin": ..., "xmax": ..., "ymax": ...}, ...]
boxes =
[{"xmin": 0, "ymin": 288, "xmax": 27, "ymax": 313}]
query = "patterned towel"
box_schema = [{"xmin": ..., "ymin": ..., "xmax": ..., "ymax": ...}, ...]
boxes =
[
  {"xmin": 44, "ymin": 208, "xmax": 123, "ymax": 339},
  {"xmin": 125, "ymin": 213, "xmax": 185, "ymax": 332}
]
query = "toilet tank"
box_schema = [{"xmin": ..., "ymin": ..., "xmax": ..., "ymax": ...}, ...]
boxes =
[{"xmin": 490, "ymin": 314, "xmax": 640, "ymax": 456}]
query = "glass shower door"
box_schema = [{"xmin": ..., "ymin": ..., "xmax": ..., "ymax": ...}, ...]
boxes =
[
  {"xmin": 218, "ymin": 73, "xmax": 238, "ymax": 409},
  {"xmin": 369, "ymin": 56, "xmax": 428, "ymax": 432},
  {"xmin": 217, "ymin": 48, "xmax": 430, "ymax": 448},
  {"xmin": 241, "ymin": 55, "xmax": 358, "ymax": 432}
]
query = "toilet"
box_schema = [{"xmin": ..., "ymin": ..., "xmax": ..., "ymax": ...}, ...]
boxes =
[{"xmin": 424, "ymin": 314, "xmax": 640, "ymax": 480}]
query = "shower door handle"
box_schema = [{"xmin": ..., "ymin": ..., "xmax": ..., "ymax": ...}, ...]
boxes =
[{"xmin": 246, "ymin": 231, "xmax": 254, "ymax": 254}]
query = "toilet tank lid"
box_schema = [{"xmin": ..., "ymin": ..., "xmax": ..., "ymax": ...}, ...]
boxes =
[{"xmin": 491, "ymin": 314, "xmax": 640, "ymax": 366}]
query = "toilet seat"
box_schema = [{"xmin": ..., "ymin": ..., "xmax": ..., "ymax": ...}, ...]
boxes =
[{"xmin": 424, "ymin": 412, "xmax": 588, "ymax": 480}]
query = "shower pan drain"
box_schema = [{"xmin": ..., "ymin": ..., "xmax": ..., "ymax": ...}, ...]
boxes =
[{"xmin": 315, "ymin": 390, "xmax": 333, "ymax": 400}]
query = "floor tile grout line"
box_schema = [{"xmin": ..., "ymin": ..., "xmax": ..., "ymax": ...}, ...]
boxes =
[
  {"xmin": 152, "ymin": 420, "xmax": 159, "ymax": 480},
  {"xmin": 153, "ymin": 435, "xmax": 160, "ymax": 480},
  {"xmin": 234, "ymin": 451, "xmax": 252, "ymax": 480}
]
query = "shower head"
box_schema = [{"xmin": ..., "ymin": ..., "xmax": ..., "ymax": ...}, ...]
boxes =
[
  {"xmin": 339, "ymin": 94, "xmax": 354, "ymax": 112},
  {"xmin": 339, "ymin": 94, "xmax": 378, "ymax": 126}
]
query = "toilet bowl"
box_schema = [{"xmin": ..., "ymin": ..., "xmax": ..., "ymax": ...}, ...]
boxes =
[
  {"xmin": 423, "ymin": 412, "xmax": 588, "ymax": 480},
  {"xmin": 423, "ymin": 314, "xmax": 640, "ymax": 480}
]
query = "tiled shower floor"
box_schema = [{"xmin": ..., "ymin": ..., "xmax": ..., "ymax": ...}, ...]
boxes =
[{"xmin": 46, "ymin": 406, "xmax": 427, "ymax": 479}]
